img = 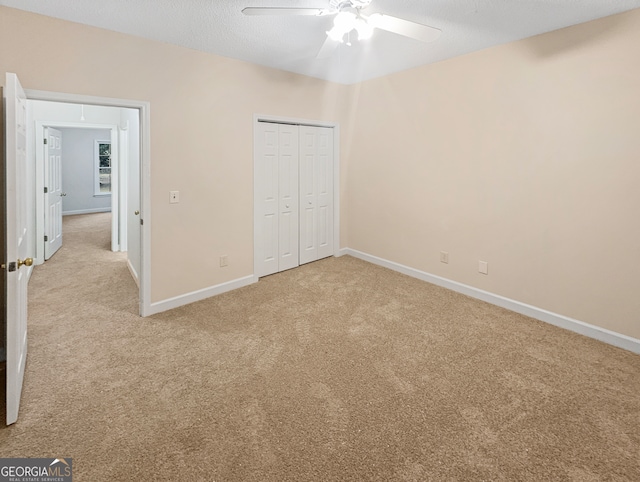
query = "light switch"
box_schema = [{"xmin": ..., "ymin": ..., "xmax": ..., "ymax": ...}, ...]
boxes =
[{"xmin": 170, "ymin": 191, "xmax": 179, "ymax": 204}]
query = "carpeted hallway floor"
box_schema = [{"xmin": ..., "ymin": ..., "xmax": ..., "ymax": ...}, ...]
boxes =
[{"xmin": 1, "ymin": 212, "xmax": 639, "ymax": 481}]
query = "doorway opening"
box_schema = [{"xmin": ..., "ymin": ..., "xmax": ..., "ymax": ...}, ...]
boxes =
[
  {"xmin": 4, "ymin": 73, "xmax": 151, "ymax": 425},
  {"xmin": 23, "ymin": 89, "xmax": 151, "ymax": 316},
  {"xmin": 40, "ymin": 126, "xmax": 115, "ymax": 261},
  {"xmin": 30, "ymin": 103, "xmax": 140, "ymax": 289}
]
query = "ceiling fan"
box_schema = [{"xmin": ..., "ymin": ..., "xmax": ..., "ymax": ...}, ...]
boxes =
[{"xmin": 242, "ymin": 0, "xmax": 441, "ymax": 58}]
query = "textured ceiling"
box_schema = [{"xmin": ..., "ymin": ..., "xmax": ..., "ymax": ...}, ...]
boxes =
[{"xmin": 2, "ymin": 0, "xmax": 640, "ymax": 84}]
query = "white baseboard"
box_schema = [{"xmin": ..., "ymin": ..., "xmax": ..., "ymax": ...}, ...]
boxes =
[
  {"xmin": 63, "ymin": 207, "xmax": 111, "ymax": 216},
  {"xmin": 147, "ymin": 275, "xmax": 257, "ymax": 316},
  {"xmin": 343, "ymin": 248, "xmax": 640, "ymax": 355}
]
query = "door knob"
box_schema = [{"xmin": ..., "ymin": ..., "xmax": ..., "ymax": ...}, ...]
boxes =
[
  {"xmin": 285, "ymin": 204, "xmax": 290, "ymax": 209},
  {"xmin": 17, "ymin": 258, "xmax": 33, "ymax": 269},
  {"xmin": 60, "ymin": 192, "xmax": 67, "ymax": 197},
  {"xmin": 134, "ymin": 210, "xmax": 140, "ymax": 215}
]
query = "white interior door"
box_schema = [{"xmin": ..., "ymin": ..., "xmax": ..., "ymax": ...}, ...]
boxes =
[
  {"xmin": 277, "ymin": 125, "xmax": 299, "ymax": 272},
  {"xmin": 44, "ymin": 127, "xmax": 63, "ymax": 260},
  {"xmin": 255, "ymin": 122, "xmax": 300, "ymax": 278},
  {"xmin": 315, "ymin": 127, "xmax": 334, "ymax": 260},
  {"xmin": 5, "ymin": 72, "xmax": 30, "ymax": 425},
  {"xmin": 299, "ymin": 126, "xmax": 334, "ymax": 265},
  {"xmin": 255, "ymin": 121, "xmax": 334, "ymax": 276},
  {"xmin": 126, "ymin": 113, "xmax": 141, "ymax": 285},
  {"xmin": 255, "ymin": 122, "xmax": 299, "ymax": 277},
  {"xmin": 256, "ymin": 122, "xmax": 280, "ymax": 278}
]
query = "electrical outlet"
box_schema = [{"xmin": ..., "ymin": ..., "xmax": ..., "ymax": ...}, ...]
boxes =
[
  {"xmin": 479, "ymin": 261, "xmax": 488, "ymax": 275},
  {"xmin": 169, "ymin": 191, "xmax": 180, "ymax": 204},
  {"xmin": 220, "ymin": 255, "xmax": 228, "ymax": 267},
  {"xmin": 440, "ymin": 251, "xmax": 449, "ymax": 264}
]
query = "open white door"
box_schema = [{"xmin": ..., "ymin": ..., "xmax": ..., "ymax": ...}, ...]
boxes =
[
  {"xmin": 5, "ymin": 72, "xmax": 31, "ymax": 425},
  {"xmin": 44, "ymin": 127, "xmax": 63, "ymax": 260},
  {"xmin": 125, "ymin": 109, "xmax": 141, "ymax": 285}
]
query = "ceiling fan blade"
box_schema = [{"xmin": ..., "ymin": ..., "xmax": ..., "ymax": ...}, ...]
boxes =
[
  {"xmin": 367, "ymin": 13, "xmax": 441, "ymax": 43},
  {"xmin": 316, "ymin": 35, "xmax": 341, "ymax": 59},
  {"xmin": 242, "ymin": 7, "xmax": 328, "ymax": 16}
]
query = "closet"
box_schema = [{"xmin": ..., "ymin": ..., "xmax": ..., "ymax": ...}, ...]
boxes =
[{"xmin": 255, "ymin": 121, "xmax": 334, "ymax": 278}]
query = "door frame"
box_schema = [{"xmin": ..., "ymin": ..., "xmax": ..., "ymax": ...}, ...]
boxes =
[
  {"xmin": 36, "ymin": 122, "xmax": 120, "ymax": 259},
  {"xmin": 25, "ymin": 89, "xmax": 152, "ymax": 316},
  {"xmin": 253, "ymin": 114, "xmax": 340, "ymax": 280}
]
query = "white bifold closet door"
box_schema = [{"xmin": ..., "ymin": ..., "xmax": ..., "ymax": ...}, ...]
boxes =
[
  {"xmin": 256, "ymin": 122, "xmax": 333, "ymax": 278},
  {"xmin": 299, "ymin": 125, "xmax": 334, "ymax": 265},
  {"xmin": 256, "ymin": 122, "xmax": 300, "ymax": 277}
]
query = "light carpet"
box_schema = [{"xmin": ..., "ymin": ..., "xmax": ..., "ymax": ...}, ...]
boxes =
[{"xmin": 1, "ymin": 212, "xmax": 639, "ymax": 481}]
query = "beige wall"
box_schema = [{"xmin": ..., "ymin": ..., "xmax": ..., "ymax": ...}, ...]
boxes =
[
  {"xmin": 0, "ymin": 6, "xmax": 350, "ymax": 303},
  {"xmin": 345, "ymin": 9, "xmax": 640, "ymax": 339},
  {"xmin": 2, "ymin": 6, "xmax": 638, "ymax": 339}
]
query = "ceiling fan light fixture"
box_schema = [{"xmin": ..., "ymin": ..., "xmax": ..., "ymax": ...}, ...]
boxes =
[
  {"xmin": 333, "ymin": 10, "xmax": 356, "ymax": 29},
  {"xmin": 327, "ymin": 10, "xmax": 374, "ymax": 43},
  {"xmin": 327, "ymin": 11, "xmax": 355, "ymax": 42},
  {"xmin": 355, "ymin": 17, "xmax": 373, "ymax": 40}
]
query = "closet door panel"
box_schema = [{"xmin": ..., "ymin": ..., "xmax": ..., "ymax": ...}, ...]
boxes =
[
  {"xmin": 278, "ymin": 125, "xmax": 299, "ymax": 272},
  {"xmin": 299, "ymin": 128, "xmax": 318, "ymax": 265},
  {"xmin": 300, "ymin": 126, "xmax": 333, "ymax": 264},
  {"xmin": 316, "ymin": 127, "xmax": 334, "ymax": 259},
  {"xmin": 256, "ymin": 123, "xmax": 280, "ymax": 277}
]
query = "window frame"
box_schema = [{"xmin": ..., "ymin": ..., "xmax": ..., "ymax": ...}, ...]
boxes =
[{"xmin": 94, "ymin": 139, "xmax": 112, "ymax": 196}]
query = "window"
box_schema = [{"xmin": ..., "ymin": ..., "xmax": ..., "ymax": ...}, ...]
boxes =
[{"xmin": 95, "ymin": 140, "xmax": 111, "ymax": 195}]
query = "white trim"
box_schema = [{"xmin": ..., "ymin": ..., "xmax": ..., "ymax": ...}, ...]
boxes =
[
  {"xmin": 63, "ymin": 208, "xmax": 112, "ymax": 216},
  {"xmin": 333, "ymin": 126, "xmax": 340, "ymax": 256},
  {"xmin": 253, "ymin": 114, "xmax": 340, "ymax": 279},
  {"xmin": 139, "ymin": 100, "xmax": 152, "ymax": 317},
  {"xmin": 146, "ymin": 275, "xmax": 257, "ymax": 316},
  {"xmin": 343, "ymin": 248, "xmax": 640, "ymax": 355},
  {"xmin": 118, "ymin": 126, "xmax": 129, "ymax": 252},
  {"xmin": 94, "ymin": 139, "xmax": 112, "ymax": 196},
  {"xmin": 26, "ymin": 88, "xmax": 152, "ymax": 318}
]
